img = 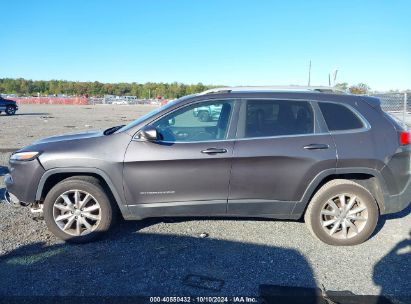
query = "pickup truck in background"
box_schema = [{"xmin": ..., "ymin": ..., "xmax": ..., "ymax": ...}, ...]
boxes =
[{"xmin": 193, "ymin": 104, "xmax": 222, "ymax": 122}]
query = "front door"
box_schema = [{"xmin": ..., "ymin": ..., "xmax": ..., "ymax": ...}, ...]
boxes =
[{"xmin": 123, "ymin": 99, "xmax": 236, "ymax": 218}]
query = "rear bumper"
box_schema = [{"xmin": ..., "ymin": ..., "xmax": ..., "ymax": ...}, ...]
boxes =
[{"xmin": 383, "ymin": 177, "xmax": 411, "ymax": 214}]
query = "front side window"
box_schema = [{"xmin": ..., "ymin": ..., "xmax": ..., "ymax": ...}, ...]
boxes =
[
  {"xmin": 152, "ymin": 100, "xmax": 234, "ymax": 142},
  {"xmin": 318, "ymin": 102, "xmax": 364, "ymax": 131},
  {"xmin": 239, "ymin": 99, "xmax": 314, "ymax": 138}
]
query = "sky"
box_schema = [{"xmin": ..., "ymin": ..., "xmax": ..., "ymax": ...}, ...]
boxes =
[{"xmin": 1, "ymin": 0, "xmax": 410, "ymax": 91}]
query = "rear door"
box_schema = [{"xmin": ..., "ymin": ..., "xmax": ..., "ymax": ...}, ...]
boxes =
[
  {"xmin": 228, "ymin": 98, "xmax": 337, "ymax": 217},
  {"xmin": 123, "ymin": 99, "xmax": 238, "ymax": 217}
]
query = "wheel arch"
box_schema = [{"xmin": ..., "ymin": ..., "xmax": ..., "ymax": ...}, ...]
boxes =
[
  {"xmin": 292, "ymin": 168, "xmax": 388, "ymax": 217},
  {"xmin": 36, "ymin": 168, "xmax": 132, "ymax": 219}
]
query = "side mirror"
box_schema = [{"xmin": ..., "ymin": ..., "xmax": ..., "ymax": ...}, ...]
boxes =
[{"xmin": 137, "ymin": 126, "xmax": 158, "ymax": 141}]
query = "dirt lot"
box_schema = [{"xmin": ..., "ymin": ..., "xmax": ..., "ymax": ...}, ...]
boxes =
[
  {"xmin": 0, "ymin": 105, "xmax": 410, "ymax": 300},
  {"xmin": 0, "ymin": 104, "xmax": 158, "ymax": 149}
]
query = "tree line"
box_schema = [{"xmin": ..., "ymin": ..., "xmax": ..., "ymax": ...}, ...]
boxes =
[
  {"xmin": 0, "ymin": 78, "xmax": 381, "ymax": 99},
  {"xmin": 334, "ymin": 82, "xmax": 370, "ymax": 94},
  {"xmin": 0, "ymin": 78, "xmax": 216, "ymax": 99}
]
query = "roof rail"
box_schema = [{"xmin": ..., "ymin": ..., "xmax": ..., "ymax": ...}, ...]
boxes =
[{"xmin": 198, "ymin": 86, "xmax": 345, "ymax": 95}]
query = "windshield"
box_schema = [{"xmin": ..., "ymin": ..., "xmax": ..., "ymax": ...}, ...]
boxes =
[{"xmin": 116, "ymin": 95, "xmax": 195, "ymax": 133}]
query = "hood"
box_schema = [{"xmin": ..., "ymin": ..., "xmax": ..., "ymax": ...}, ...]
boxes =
[{"xmin": 32, "ymin": 130, "xmax": 103, "ymax": 145}]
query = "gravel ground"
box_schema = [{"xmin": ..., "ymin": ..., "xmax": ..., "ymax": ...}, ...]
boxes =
[
  {"xmin": 0, "ymin": 105, "xmax": 410, "ymax": 300},
  {"xmin": 0, "ymin": 104, "xmax": 157, "ymax": 148}
]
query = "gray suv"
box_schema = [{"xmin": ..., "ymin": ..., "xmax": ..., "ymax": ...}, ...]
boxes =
[{"xmin": 3, "ymin": 87, "xmax": 411, "ymax": 245}]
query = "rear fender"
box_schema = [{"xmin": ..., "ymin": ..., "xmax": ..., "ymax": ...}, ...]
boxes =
[{"xmin": 292, "ymin": 167, "xmax": 389, "ymax": 216}]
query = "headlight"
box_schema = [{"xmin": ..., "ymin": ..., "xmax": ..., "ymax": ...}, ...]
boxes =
[{"xmin": 10, "ymin": 151, "xmax": 41, "ymax": 161}]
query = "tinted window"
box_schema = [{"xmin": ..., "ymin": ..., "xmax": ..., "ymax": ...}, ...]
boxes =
[
  {"xmin": 241, "ymin": 100, "xmax": 314, "ymax": 138},
  {"xmin": 152, "ymin": 100, "xmax": 233, "ymax": 142},
  {"xmin": 319, "ymin": 102, "xmax": 364, "ymax": 131}
]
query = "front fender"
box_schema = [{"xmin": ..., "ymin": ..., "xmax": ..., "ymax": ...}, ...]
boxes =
[{"xmin": 35, "ymin": 167, "xmax": 132, "ymax": 219}]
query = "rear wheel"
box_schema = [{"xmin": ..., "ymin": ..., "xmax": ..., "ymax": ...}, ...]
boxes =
[
  {"xmin": 43, "ymin": 177, "xmax": 115, "ymax": 243},
  {"xmin": 304, "ymin": 179, "xmax": 379, "ymax": 246},
  {"xmin": 5, "ymin": 105, "xmax": 16, "ymax": 115}
]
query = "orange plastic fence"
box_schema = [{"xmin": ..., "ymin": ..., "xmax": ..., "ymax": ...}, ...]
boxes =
[{"xmin": 10, "ymin": 97, "xmax": 89, "ymax": 105}]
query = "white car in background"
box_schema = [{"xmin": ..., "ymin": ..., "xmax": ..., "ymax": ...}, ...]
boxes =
[{"xmin": 112, "ymin": 100, "xmax": 129, "ymax": 105}]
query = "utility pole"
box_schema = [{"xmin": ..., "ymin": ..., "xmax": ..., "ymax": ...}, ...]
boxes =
[
  {"xmin": 403, "ymin": 92, "xmax": 407, "ymax": 129},
  {"xmin": 308, "ymin": 60, "xmax": 311, "ymax": 86},
  {"xmin": 332, "ymin": 69, "xmax": 339, "ymax": 86}
]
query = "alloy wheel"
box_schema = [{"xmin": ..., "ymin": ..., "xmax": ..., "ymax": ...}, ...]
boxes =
[
  {"xmin": 53, "ymin": 190, "xmax": 101, "ymax": 236},
  {"xmin": 6, "ymin": 106, "xmax": 16, "ymax": 115},
  {"xmin": 320, "ymin": 193, "xmax": 368, "ymax": 239}
]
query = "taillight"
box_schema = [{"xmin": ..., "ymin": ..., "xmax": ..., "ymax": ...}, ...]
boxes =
[{"xmin": 400, "ymin": 131, "xmax": 411, "ymax": 145}]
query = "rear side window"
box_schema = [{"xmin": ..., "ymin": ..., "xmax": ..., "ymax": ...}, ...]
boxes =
[
  {"xmin": 240, "ymin": 99, "xmax": 314, "ymax": 138},
  {"xmin": 319, "ymin": 102, "xmax": 364, "ymax": 131}
]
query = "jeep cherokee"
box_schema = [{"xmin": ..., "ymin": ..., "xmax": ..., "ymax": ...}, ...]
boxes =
[{"xmin": 3, "ymin": 86, "xmax": 410, "ymax": 245}]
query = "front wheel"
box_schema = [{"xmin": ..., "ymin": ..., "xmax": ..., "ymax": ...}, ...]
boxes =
[
  {"xmin": 43, "ymin": 177, "xmax": 115, "ymax": 243},
  {"xmin": 304, "ymin": 179, "xmax": 379, "ymax": 246},
  {"xmin": 5, "ymin": 105, "xmax": 16, "ymax": 115}
]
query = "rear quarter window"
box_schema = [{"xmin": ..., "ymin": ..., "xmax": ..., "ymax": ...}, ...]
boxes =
[{"xmin": 319, "ymin": 102, "xmax": 364, "ymax": 131}]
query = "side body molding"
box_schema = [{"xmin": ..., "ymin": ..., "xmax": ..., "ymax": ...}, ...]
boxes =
[{"xmin": 35, "ymin": 167, "xmax": 132, "ymax": 219}]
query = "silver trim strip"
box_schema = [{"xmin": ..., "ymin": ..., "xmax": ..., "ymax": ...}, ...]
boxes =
[
  {"xmin": 132, "ymin": 97, "xmax": 371, "ymax": 144},
  {"xmin": 128, "ymin": 200, "xmax": 226, "ymax": 208},
  {"xmin": 133, "ymin": 132, "xmax": 332, "ymax": 144}
]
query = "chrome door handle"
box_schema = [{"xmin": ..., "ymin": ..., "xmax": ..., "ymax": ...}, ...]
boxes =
[
  {"xmin": 303, "ymin": 144, "xmax": 329, "ymax": 150},
  {"xmin": 201, "ymin": 148, "xmax": 227, "ymax": 154}
]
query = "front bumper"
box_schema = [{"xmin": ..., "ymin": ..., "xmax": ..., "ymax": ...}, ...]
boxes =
[
  {"xmin": 1, "ymin": 189, "xmax": 22, "ymax": 206},
  {"xmin": 5, "ymin": 158, "xmax": 45, "ymax": 205}
]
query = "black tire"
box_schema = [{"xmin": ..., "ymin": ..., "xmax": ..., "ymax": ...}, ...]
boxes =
[
  {"xmin": 198, "ymin": 111, "xmax": 210, "ymax": 122},
  {"xmin": 304, "ymin": 179, "xmax": 379, "ymax": 246},
  {"xmin": 5, "ymin": 105, "xmax": 16, "ymax": 115},
  {"xmin": 43, "ymin": 176, "xmax": 116, "ymax": 243}
]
